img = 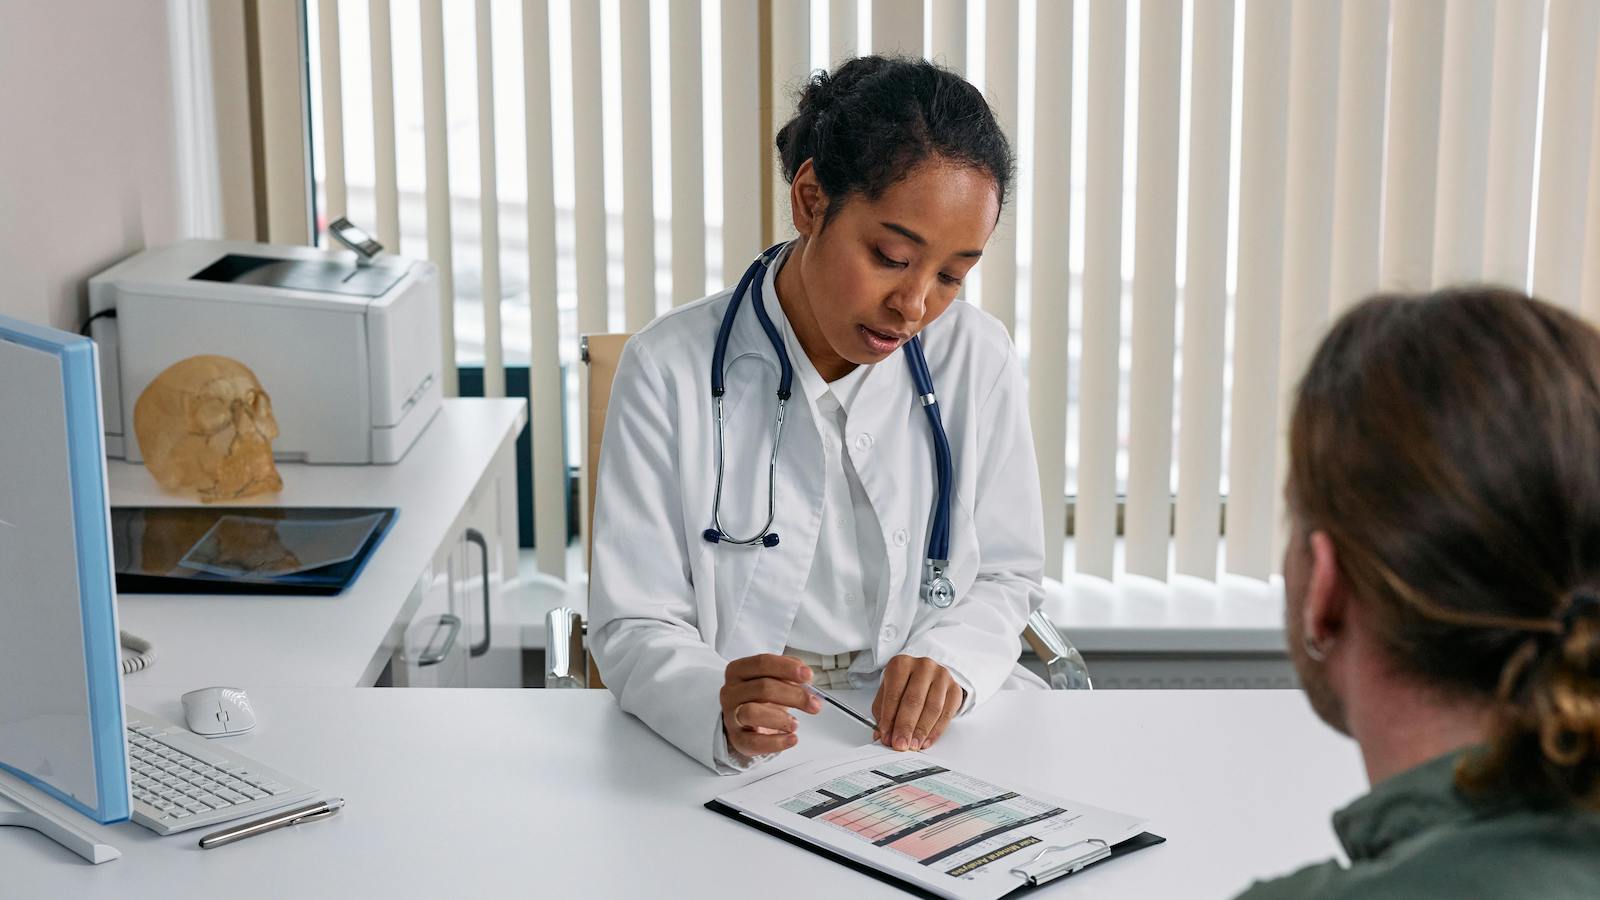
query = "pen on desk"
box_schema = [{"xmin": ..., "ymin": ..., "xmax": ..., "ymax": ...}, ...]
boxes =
[
  {"xmin": 198, "ymin": 798, "xmax": 345, "ymax": 849},
  {"xmin": 805, "ymin": 684, "xmax": 878, "ymax": 733}
]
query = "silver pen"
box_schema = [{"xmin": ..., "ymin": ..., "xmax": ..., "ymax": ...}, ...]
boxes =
[
  {"xmin": 198, "ymin": 797, "xmax": 345, "ymax": 849},
  {"xmin": 805, "ymin": 683, "xmax": 879, "ymax": 732}
]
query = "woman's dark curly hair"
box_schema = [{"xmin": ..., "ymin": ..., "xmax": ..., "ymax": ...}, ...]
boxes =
[{"xmin": 774, "ymin": 55, "xmax": 1014, "ymax": 227}]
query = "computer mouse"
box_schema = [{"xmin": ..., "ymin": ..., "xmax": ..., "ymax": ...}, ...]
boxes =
[{"xmin": 180, "ymin": 687, "xmax": 257, "ymax": 738}]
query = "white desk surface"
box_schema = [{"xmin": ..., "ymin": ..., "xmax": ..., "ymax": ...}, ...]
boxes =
[
  {"xmin": 109, "ymin": 398, "xmax": 526, "ymax": 689},
  {"xmin": 5, "ymin": 689, "xmax": 1367, "ymax": 899}
]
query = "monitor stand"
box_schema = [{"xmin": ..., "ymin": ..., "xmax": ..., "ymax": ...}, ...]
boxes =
[{"xmin": 0, "ymin": 771, "xmax": 121, "ymax": 864}]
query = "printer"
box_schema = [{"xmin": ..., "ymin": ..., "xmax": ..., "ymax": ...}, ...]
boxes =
[{"xmin": 88, "ymin": 239, "xmax": 442, "ymax": 465}]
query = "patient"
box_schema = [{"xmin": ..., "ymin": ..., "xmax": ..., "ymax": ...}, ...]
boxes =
[{"xmin": 1236, "ymin": 288, "xmax": 1600, "ymax": 898}]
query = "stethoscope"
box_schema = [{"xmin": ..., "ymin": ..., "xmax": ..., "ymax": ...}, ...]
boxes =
[{"xmin": 701, "ymin": 242, "xmax": 957, "ymax": 609}]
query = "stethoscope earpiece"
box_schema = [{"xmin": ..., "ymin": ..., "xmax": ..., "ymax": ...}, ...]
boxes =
[
  {"xmin": 705, "ymin": 240, "xmax": 956, "ymax": 609},
  {"xmin": 704, "ymin": 527, "xmax": 780, "ymax": 548}
]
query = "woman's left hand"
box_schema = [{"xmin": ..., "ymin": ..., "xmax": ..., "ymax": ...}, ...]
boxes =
[{"xmin": 871, "ymin": 655, "xmax": 964, "ymax": 751}]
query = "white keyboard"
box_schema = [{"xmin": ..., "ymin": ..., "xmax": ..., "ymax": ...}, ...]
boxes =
[{"xmin": 124, "ymin": 706, "xmax": 318, "ymax": 836}]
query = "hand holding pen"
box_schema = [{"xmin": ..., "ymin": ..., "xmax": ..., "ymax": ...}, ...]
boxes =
[{"xmin": 719, "ymin": 654, "xmax": 823, "ymax": 758}]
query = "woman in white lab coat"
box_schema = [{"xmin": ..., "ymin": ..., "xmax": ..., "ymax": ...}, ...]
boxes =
[{"xmin": 589, "ymin": 55, "xmax": 1047, "ymax": 774}]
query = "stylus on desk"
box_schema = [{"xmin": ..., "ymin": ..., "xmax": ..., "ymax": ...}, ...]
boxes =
[{"xmin": 198, "ymin": 797, "xmax": 344, "ymax": 849}]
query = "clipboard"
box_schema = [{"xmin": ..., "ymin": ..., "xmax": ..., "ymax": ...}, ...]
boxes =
[{"xmin": 705, "ymin": 799, "xmax": 1166, "ymax": 898}]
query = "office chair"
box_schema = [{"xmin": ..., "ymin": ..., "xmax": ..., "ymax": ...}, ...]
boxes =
[{"xmin": 545, "ymin": 334, "xmax": 1092, "ymax": 692}]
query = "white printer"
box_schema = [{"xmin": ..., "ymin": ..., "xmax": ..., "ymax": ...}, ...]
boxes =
[{"xmin": 88, "ymin": 239, "xmax": 442, "ymax": 465}]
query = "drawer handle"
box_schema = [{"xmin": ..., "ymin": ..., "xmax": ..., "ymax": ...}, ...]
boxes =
[
  {"xmin": 416, "ymin": 614, "xmax": 461, "ymax": 667},
  {"xmin": 465, "ymin": 528, "xmax": 491, "ymax": 658}
]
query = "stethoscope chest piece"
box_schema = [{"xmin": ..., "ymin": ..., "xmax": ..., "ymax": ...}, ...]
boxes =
[{"xmin": 921, "ymin": 561, "xmax": 955, "ymax": 609}]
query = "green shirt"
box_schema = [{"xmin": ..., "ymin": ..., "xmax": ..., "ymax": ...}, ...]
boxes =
[{"xmin": 1235, "ymin": 749, "xmax": 1600, "ymax": 899}]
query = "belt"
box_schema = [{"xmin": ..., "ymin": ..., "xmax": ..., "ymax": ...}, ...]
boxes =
[{"xmin": 784, "ymin": 648, "xmax": 860, "ymax": 691}]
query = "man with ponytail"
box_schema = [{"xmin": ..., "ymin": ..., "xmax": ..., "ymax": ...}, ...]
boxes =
[{"xmin": 1237, "ymin": 288, "xmax": 1600, "ymax": 898}]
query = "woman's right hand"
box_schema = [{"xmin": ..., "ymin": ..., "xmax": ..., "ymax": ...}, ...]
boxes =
[{"xmin": 721, "ymin": 654, "xmax": 823, "ymax": 758}]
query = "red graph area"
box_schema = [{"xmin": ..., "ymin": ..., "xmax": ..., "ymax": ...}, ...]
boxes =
[
  {"xmin": 886, "ymin": 810, "xmax": 1002, "ymax": 860},
  {"xmin": 821, "ymin": 786, "xmax": 959, "ymax": 842}
]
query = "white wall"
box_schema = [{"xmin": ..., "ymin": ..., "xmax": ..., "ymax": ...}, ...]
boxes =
[{"xmin": 0, "ymin": 0, "xmax": 181, "ymax": 333}]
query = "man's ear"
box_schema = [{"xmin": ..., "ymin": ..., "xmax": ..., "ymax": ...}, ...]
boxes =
[
  {"xmin": 1305, "ymin": 530, "xmax": 1348, "ymax": 648},
  {"xmin": 789, "ymin": 159, "xmax": 828, "ymax": 236}
]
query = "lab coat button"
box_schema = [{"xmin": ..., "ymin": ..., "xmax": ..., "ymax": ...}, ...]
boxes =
[
  {"xmin": 892, "ymin": 529, "xmax": 908, "ymax": 547},
  {"xmin": 854, "ymin": 433, "xmax": 873, "ymax": 451},
  {"xmin": 880, "ymin": 624, "xmax": 898, "ymax": 643}
]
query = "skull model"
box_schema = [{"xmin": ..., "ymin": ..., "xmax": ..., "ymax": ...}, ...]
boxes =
[{"xmin": 133, "ymin": 355, "xmax": 284, "ymax": 502}]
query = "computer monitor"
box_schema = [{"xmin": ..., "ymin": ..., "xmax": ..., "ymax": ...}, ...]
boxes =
[{"xmin": 0, "ymin": 314, "xmax": 130, "ymax": 863}]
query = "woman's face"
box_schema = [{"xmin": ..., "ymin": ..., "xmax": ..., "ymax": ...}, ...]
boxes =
[{"xmin": 787, "ymin": 158, "xmax": 1001, "ymax": 372}]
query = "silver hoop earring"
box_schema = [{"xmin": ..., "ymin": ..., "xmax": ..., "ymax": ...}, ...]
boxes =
[{"xmin": 1303, "ymin": 634, "xmax": 1329, "ymax": 663}]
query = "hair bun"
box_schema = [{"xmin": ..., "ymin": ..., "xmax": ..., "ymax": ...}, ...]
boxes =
[
  {"xmin": 802, "ymin": 71, "xmax": 836, "ymax": 114},
  {"xmin": 772, "ymin": 55, "xmax": 1015, "ymax": 215}
]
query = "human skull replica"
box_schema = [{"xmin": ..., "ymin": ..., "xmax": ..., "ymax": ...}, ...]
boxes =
[{"xmin": 133, "ymin": 355, "xmax": 284, "ymax": 502}]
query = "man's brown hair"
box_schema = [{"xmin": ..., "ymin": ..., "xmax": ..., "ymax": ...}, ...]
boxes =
[{"xmin": 1288, "ymin": 287, "xmax": 1600, "ymax": 808}]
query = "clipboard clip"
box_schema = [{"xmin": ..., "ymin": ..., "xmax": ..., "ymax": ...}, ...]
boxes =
[{"xmin": 1008, "ymin": 838, "xmax": 1112, "ymax": 885}]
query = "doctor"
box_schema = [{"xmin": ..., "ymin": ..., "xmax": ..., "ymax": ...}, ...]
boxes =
[{"xmin": 589, "ymin": 55, "xmax": 1047, "ymax": 775}]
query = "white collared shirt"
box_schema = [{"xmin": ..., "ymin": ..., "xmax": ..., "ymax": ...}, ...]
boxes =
[{"xmin": 777, "ymin": 295, "xmax": 886, "ymax": 656}]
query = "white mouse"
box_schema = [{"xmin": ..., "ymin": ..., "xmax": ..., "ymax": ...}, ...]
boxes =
[{"xmin": 180, "ymin": 687, "xmax": 257, "ymax": 738}]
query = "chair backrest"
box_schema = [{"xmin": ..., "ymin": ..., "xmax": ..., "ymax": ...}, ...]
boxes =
[
  {"xmin": 576, "ymin": 333, "xmax": 632, "ymax": 689},
  {"xmin": 582, "ymin": 334, "xmax": 632, "ymax": 572}
]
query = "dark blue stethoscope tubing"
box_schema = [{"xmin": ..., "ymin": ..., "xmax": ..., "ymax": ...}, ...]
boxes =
[
  {"xmin": 710, "ymin": 247, "xmax": 770, "ymax": 396},
  {"xmin": 924, "ymin": 402, "xmax": 953, "ymax": 562},
  {"xmin": 748, "ymin": 268, "xmax": 794, "ymax": 400},
  {"xmin": 707, "ymin": 240, "xmax": 953, "ymax": 579},
  {"xmin": 705, "ymin": 243, "xmax": 794, "ymax": 547},
  {"xmin": 904, "ymin": 336, "xmax": 953, "ymax": 563}
]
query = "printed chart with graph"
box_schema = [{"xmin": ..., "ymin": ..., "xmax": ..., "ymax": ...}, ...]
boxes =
[{"xmin": 778, "ymin": 759, "xmax": 1079, "ymax": 875}]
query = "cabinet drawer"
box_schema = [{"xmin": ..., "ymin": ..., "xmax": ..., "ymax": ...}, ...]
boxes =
[{"xmin": 391, "ymin": 564, "xmax": 468, "ymax": 688}]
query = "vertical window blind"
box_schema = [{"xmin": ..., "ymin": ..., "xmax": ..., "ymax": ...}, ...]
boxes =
[{"xmin": 299, "ymin": 0, "xmax": 1599, "ymax": 590}]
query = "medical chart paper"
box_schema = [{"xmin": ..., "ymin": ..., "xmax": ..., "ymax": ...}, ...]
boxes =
[{"xmin": 712, "ymin": 745, "xmax": 1148, "ymax": 899}]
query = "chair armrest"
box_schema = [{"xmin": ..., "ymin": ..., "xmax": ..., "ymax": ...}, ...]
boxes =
[
  {"xmin": 1023, "ymin": 609, "xmax": 1094, "ymax": 690},
  {"xmin": 545, "ymin": 607, "xmax": 588, "ymax": 689}
]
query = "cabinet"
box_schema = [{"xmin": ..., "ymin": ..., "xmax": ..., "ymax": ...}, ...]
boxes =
[
  {"xmin": 389, "ymin": 422, "xmax": 522, "ymax": 688},
  {"xmin": 111, "ymin": 399, "xmax": 528, "ymax": 690}
]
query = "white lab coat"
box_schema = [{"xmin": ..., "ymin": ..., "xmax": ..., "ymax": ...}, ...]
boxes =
[{"xmin": 588, "ymin": 273, "xmax": 1047, "ymax": 773}]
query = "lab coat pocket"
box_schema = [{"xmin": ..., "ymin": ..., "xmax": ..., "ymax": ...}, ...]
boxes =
[{"xmin": 709, "ymin": 540, "xmax": 767, "ymax": 647}]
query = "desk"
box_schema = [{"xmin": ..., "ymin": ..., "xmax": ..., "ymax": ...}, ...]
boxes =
[
  {"xmin": 3, "ymin": 689, "xmax": 1366, "ymax": 898},
  {"xmin": 109, "ymin": 398, "xmax": 527, "ymax": 689}
]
